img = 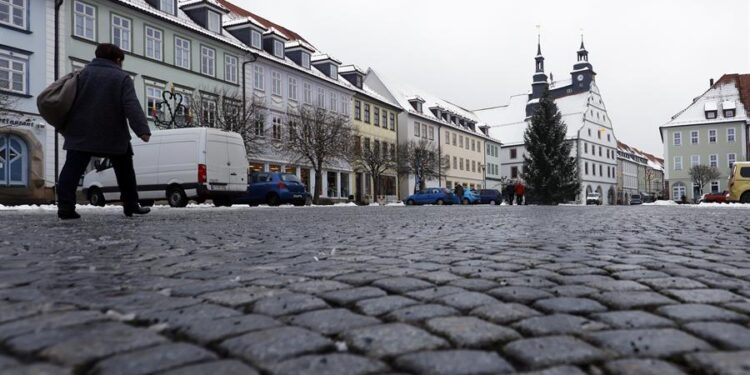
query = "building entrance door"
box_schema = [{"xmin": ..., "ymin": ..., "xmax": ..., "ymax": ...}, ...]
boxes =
[{"xmin": 0, "ymin": 134, "xmax": 29, "ymax": 187}]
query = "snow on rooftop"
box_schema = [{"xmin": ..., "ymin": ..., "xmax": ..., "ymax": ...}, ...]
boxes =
[
  {"xmin": 704, "ymin": 101, "xmax": 718, "ymax": 111},
  {"xmin": 665, "ymin": 82, "xmax": 747, "ymax": 128},
  {"xmin": 723, "ymin": 100, "xmax": 736, "ymax": 110}
]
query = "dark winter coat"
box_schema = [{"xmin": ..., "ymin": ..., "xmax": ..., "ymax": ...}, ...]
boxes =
[{"xmin": 63, "ymin": 58, "xmax": 150, "ymax": 155}]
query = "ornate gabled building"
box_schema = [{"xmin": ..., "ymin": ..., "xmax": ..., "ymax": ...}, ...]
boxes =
[{"xmin": 475, "ymin": 37, "xmax": 619, "ymax": 204}]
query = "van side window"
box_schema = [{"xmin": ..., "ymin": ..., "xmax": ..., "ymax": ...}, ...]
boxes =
[{"xmin": 741, "ymin": 167, "xmax": 750, "ymax": 178}]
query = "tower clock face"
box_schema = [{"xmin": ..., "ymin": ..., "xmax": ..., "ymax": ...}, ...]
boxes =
[{"xmin": 577, "ymin": 74, "xmax": 584, "ymax": 82}]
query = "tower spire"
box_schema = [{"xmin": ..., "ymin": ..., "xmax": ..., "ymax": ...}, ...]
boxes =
[
  {"xmin": 530, "ymin": 25, "xmax": 549, "ymax": 101},
  {"xmin": 537, "ymin": 27, "xmax": 542, "ymax": 56},
  {"xmin": 577, "ymin": 29, "xmax": 588, "ymax": 62}
]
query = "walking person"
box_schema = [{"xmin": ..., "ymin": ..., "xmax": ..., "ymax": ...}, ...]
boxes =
[
  {"xmin": 56, "ymin": 44, "xmax": 152, "ymax": 220},
  {"xmin": 504, "ymin": 182, "xmax": 515, "ymax": 205},
  {"xmin": 454, "ymin": 183, "xmax": 464, "ymax": 202},
  {"xmin": 515, "ymin": 181, "xmax": 525, "ymax": 205}
]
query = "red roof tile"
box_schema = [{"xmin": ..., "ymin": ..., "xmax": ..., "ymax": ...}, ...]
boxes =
[{"xmin": 216, "ymin": 0, "xmax": 310, "ymax": 45}]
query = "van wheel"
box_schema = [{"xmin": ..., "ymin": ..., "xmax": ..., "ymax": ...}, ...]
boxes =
[
  {"xmin": 741, "ymin": 192, "xmax": 750, "ymax": 204},
  {"xmin": 489, "ymin": 200, "xmax": 497, "ymax": 205},
  {"xmin": 267, "ymin": 193, "xmax": 280, "ymax": 206},
  {"xmin": 462, "ymin": 198, "xmax": 469, "ymax": 205},
  {"xmin": 436, "ymin": 199, "xmax": 444, "ymax": 205},
  {"xmin": 88, "ymin": 187, "xmax": 105, "ymax": 207},
  {"xmin": 406, "ymin": 199, "xmax": 415, "ymax": 206},
  {"xmin": 167, "ymin": 187, "xmax": 188, "ymax": 208}
]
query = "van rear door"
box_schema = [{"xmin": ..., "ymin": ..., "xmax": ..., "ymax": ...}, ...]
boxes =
[
  {"xmin": 205, "ymin": 130, "xmax": 231, "ymax": 189},
  {"xmin": 226, "ymin": 133, "xmax": 249, "ymax": 192}
]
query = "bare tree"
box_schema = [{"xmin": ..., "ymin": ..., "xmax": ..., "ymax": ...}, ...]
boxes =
[
  {"xmin": 0, "ymin": 92, "xmax": 19, "ymax": 128},
  {"xmin": 156, "ymin": 88, "xmax": 267, "ymax": 157},
  {"xmin": 352, "ymin": 137, "xmax": 397, "ymax": 198},
  {"xmin": 689, "ymin": 164, "xmax": 721, "ymax": 196},
  {"xmin": 282, "ymin": 105, "xmax": 353, "ymax": 204},
  {"xmin": 397, "ymin": 139, "xmax": 450, "ymax": 193}
]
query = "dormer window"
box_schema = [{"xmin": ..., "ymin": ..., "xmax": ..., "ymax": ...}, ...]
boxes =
[
  {"xmin": 330, "ymin": 65, "xmax": 338, "ymax": 79},
  {"xmin": 207, "ymin": 11, "xmax": 220, "ymax": 33},
  {"xmin": 724, "ymin": 109, "xmax": 735, "ymax": 118},
  {"xmin": 704, "ymin": 101, "xmax": 718, "ymax": 120},
  {"xmin": 160, "ymin": 0, "xmax": 175, "ymax": 15},
  {"xmin": 273, "ymin": 40, "xmax": 284, "ymax": 58},
  {"xmin": 250, "ymin": 30, "xmax": 261, "ymax": 49},
  {"xmin": 301, "ymin": 53, "xmax": 310, "ymax": 69},
  {"xmin": 723, "ymin": 100, "xmax": 736, "ymax": 118}
]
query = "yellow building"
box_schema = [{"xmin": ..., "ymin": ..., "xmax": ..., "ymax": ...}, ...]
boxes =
[
  {"xmin": 441, "ymin": 121, "xmax": 489, "ymax": 190},
  {"xmin": 340, "ymin": 65, "xmax": 401, "ymax": 204}
]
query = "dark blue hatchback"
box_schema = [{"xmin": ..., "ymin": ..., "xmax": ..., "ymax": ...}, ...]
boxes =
[{"xmin": 234, "ymin": 172, "xmax": 309, "ymax": 206}]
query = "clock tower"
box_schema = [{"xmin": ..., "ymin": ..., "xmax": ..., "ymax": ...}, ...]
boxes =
[{"xmin": 570, "ymin": 36, "xmax": 596, "ymax": 93}]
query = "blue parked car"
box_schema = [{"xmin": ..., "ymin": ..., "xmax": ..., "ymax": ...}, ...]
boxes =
[
  {"xmin": 405, "ymin": 188, "xmax": 457, "ymax": 206},
  {"xmin": 234, "ymin": 172, "xmax": 309, "ymax": 206},
  {"xmin": 460, "ymin": 189, "xmax": 481, "ymax": 205},
  {"xmin": 478, "ymin": 189, "xmax": 502, "ymax": 205}
]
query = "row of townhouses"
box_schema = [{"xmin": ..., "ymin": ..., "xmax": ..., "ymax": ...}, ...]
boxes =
[{"xmin": 616, "ymin": 141, "xmax": 665, "ymax": 203}]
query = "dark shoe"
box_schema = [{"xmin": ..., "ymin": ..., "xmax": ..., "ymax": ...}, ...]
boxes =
[
  {"xmin": 124, "ymin": 206, "xmax": 150, "ymax": 217},
  {"xmin": 58, "ymin": 210, "xmax": 81, "ymax": 220}
]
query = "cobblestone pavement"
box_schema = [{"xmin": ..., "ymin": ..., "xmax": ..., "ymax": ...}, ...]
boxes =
[{"xmin": 1, "ymin": 205, "xmax": 750, "ymax": 375}]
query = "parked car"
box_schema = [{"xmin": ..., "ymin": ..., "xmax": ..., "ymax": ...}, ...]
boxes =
[
  {"xmin": 479, "ymin": 189, "xmax": 502, "ymax": 205},
  {"xmin": 629, "ymin": 194, "xmax": 643, "ymax": 205},
  {"xmin": 700, "ymin": 191, "xmax": 728, "ymax": 203},
  {"xmin": 586, "ymin": 192, "xmax": 602, "ymax": 205},
  {"xmin": 405, "ymin": 188, "xmax": 457, "ymax": 205},
  {"xmin": 460, "ymin": 189, "xmax": 481, "ymax": 205},
  {"xmin": 234, "ymin": 172, "xmax": 309, "ymax": 206},
  {"xmin": 727, "ymin": 162, "xmax": 750, "ymax": 203},
  {"xmin": 83, "ymin": 128, "xmax": 248, "ymax": 208}
]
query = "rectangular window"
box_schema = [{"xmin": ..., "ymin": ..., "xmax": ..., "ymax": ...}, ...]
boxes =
[
  {"xmin": 330, "ymin": 65, "xmax": 338, "ymax": 79},
  {"xmin": 374, "ymin": 107, "xmax": 380, "ymax": 126},
  {"xmin": 472, "ymin": 160, "xmax": 476, "ymax": 172},
  {"xmin": 202, "ymin": 97, "xmax": 217, "ymax": 127},
  {"xmin": 224, "ymin": 55, "xmax": 237, "ymax": 83},
  {"xmin": 272, "ymin": 117, "xmax": 282, "ymax": 140},
  {"xmin": 301, "ymin": 53, "xmax": 310, "ymax": 69},
  {"xmin": 727, "ymin": 128, "xmax": 736, "ymax": 143},
  {"xmin": 674, "ymin": 156, "xmax": 682, "ymax": 170},
  {"xmin": 303, "ymin": 82, "xmax": 312, "ymax": 104},
  {"xmin": 340, "ymin": 95, "xmax": 349, "ymax": 116},
  {"xmin": 73, "ymin": 1, "xmax": 96, "ymax": 40},
  {"xmin": 0, "ymin": 0, "xmax": 26, "ymax": 29},
  {"xmin": 273, "ymin": 40, "xmax": 284, "ymax": 58},
  {"xmin": 585, "ymin": 162, "xmax": 588, "ymax": 175},
  {"xmin": 459, "ymin": 158, "xmax": 464, "ymax": 171},
  {"xmin": 709, "ymin": 154, "xmax": 718, "ymax": 168},
  {"xmin": 690, "ymin": 154, "xmax": 700, "ymax": 167},
  {"xmin": 174, "ymin": 36, "xmax": 191, "ymax": 69},
  {"xmin": 708, "ymin": 129, "xmax": 717, "ymax": 143},
  {"xmin": 364, "ymin": 104, "xmax": 370, "ymax": 123},
  {"xmin": 145, "ymin": 85, "xmax": 163, "ymax": 118},
  {"xmin": 471, "ymin": 139, "xmax": 475, "ymax": 151},
  {"xmin": 429, "ymin": 126, "xmax": 434, "ymax": 140},
  {"xmin": 382, "ymin": 110, "xmax": 387, "ymax": 128},
  {"xmin": 459, "ymin": 135, "xmax": 463, "ymax": 148},
  {"xmin": 200, "ymin": 46, "xmax": 215, "ymax": 76},
  {"xmin": 250, "ymin": 30, "xmax": 262, "ymax": 49},
  {"xmin": 711, "ymin": 181, "xmax": 720, "ymax": 193},
  {"xmin": 728, "ymin": 153, "xmax": 736, "ymax": 168},
  {"xmin": 160, "ymin": 0, "xmax": 174, "ymax": 14},
  {"xmin": 271, "ymin": 71, "xmax": 281, "ymax": 96},
  {"xmin": 414, "ymin": 122, "xmax": 420, "ymax": 137},
  {"xmin": 145, "ymin": 26, "xmax": 162, "ymax": 61},
  {"xmin": 354, "ymin": 100, "xmax": 361, "ymax": 120},
  {"xmin": 329, "ymin": 91, "xmax": 336, "ymax": 112},
  {"xmin": 690, "ymin": 130, "xmax": 699, "ymax": 144},
  {"xmin": 511, "ymin": 166, "xmax": 518, "ymax": 178},
  {"xmin": 446, "ymin": 131, "xmax": 450, "ymax": 144},
  {"xmin": 422, "ymin": 124, "xmax": 427, "ymax": 139},
  {"xmin": 253, "ymin": 65, "xmax": 264, "ymax": 90},
  {"xmin": 111, "ymin": 15, "xmax": 131, "ymax": 51},
  {"xmin": 317, "ymin": 87, "xmax": 325, "ymax": 108},
  {"xmin": 0, "ymin": 53, "xmax": 27, "ymax": 94},
  {"xmin": 510, "ymin": 148, "xmax": 517, "ymax": 159},
  {"xmin": 452, "ymin": 156, "xmax": 457, "ymax": 169},
  {"xmin": 673, "ymin": 132, "xmax": 681, "ymax": 146},
  {"xmin": 207, "ymin": 11, "xmax": 220, "ymax": 33},
  {"xmin": 288, "ymin": 77, "xmax": 297, "ymax": 101},
  {"xmin": 452, "ymin": 133, "xmax": 456, "ymax": 146},
  {"xmin": 390, "ymin": 113, "xmax": 395, "ymax": 130}
]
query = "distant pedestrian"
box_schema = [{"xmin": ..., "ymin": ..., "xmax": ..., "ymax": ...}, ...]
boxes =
[
  {"xmin": 504, "ymin": 183, "xmax": 515, "ymax": 205},
  {"xmin": 56, "ymin": 44, "xmax": 152, "ymax": 220},
  {"xmin": 454, "ymin": 184, "xmax": 464, "ymax": 201},
  {"xmin": 515, "ymin": 182, "xmax": 525, "ymax": 205}
]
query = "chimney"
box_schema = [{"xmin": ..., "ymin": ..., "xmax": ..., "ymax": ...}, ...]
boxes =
[{"xmin": 710, "ymin": 78, "xmax": 714, "ymax": 87}]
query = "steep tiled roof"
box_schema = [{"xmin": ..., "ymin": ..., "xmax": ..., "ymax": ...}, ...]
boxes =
[
  {"xmin": 216, "ymin": 0, "xmax": 311, "ymax": 46},
  {"xmin": 717, "ymin": 73, "xmax": 750, "ymax": 117}
]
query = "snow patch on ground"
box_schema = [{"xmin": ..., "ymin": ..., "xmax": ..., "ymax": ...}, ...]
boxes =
[
  {"xmin": 694, "ymin": 202, "xmax": 750, "ymax": 209},
  {"xmin": 642, "ymin": 200, "xmax": 679, "ymax": 206}
]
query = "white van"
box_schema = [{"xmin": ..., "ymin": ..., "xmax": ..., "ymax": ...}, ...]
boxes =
[{"xmin": 82, "ymin": 128, "xmax": 249, "ymax": 207}]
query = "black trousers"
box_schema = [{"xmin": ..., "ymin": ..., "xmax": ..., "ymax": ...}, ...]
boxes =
[{"xmin": 57, "ymin": 148, "xmax": 139, "ymax": 210}]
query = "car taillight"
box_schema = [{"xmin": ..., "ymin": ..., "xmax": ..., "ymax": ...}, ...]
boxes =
[
  {"xmin": 277, "ymin": 182, "xmax": 288, "ymax": 190},
  {"xmin": 198, "ymin": 164, "xmax": 207, "ymax": 184}
]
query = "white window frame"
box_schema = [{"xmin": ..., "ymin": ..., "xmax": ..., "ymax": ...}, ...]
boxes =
[
  {"xmin": 710, "ymin": 181, "xmax": 720, "ymax": 193},
  {"xmin": 0, "ymin": 0, "xmax": 27, "ymax": 29},
  {"xmin": 673, "ymin": 131, "xmax": 681, "ymax": 146},
  {"xmin": 207, "ymin": 11, "xmax": 220, "ymax": 34},
  {"xmin": 253, "ymin": 65, "xmax": 264, "ymax": 91},
  {"xmin": 73, "ymin": 1, "xmax": 96, "ymax": 41},
  {"xmin": 728, "ymin": 153, "xmax": 736, "ymax": 168},
  {"xmin": 330, "ymin": 65, "xmax": 338, "ymax": 79},
  {"xmin": 159, "ymin": 0, "xmax": 174, "ymax": 15},
  {"xmin": 303, "ymin": 81, "xmax": 312, "ymax": 104},
  {"xmin": 414, "ymin": 122, "xmax": 420, "ymax": 137},
  {"xmin": 202, "ymin": 96, "xmax": 217, "ymax": 127},
  {"xmin": 329, "ymin": 91, "xmax": 336, "ymax": 112},
  {"xmin": 144, "ymin": 25, "xmax": 163, "ymax": 61},
  {"xmin": 288, "ymin": 76, "xmax": 297, "ymax": 101},
  {"xmin": 708, "ymin": 129, "xmax": 717, "ymax": 144},
  {"xmin": 727, "ymin": 128, "xmax": 736, "ymax": 143},
  {"xmin": 224, "ymin": 54, "xmax": 237, "ymax": 83},
  {"xmin": 301, "ymin": 52, "xmax": 310, "ymax": 69},
  {"xmin": 110, "ymin": 14, "xmax": 131, "ymax": 52},
  {"xmin": 674, "ymin": 156, "xmax": 682, "ymax": 171},
  {"xmin": 0, "ymin": 53, "xmax": 28, "ymax": 94},
  {"xmin": 339, "ymin": 94, "xmax": 348, "ymax": 115},
  {"xmin": 709, "ymin": 154, "xmax": 718, "ymax": 168},
  {"xmin": 690, "ymin": 130, "xmax": 699, "ymax": 145},
  {"xmin": 174, "ymin": 36, "xmax": 190, "ymax": 69},
  {"xmin": 317, "ymin": 87, "xmax": 325, "ymax": 108},
  {"xmin": 273, "ymin": 40, "xmax": 284, "ymax": 58},
  {"xmin": 690, "ymin": 154, "xmax": 700, "ymax": 167},
  {"xmin": 271, "ymin": 71, "xmax": 282, "ymax": 96},
  {"xmin": 250, "ymin": 30, "xmax": 261, "ymax": 49},
  {"xmin": 200, "ymin": 45, "xmax": 215, "ymax": 77},
  {"xmin": 145, "ymin": 85, "xmax": 163, "ymax": 118}
]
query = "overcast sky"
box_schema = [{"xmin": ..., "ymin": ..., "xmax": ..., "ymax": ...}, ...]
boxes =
[{"xmin": 236, "ymin": 0, "xmax": 749, "ymax": 155}]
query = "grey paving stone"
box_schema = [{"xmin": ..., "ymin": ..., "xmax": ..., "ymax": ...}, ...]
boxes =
[
  {"xmin": 685, "ymin": 350, "xmax": 750, "ymax": 375},
  {"xmin": 432, "ymin": 291, "xmax": 499, "ymax": 311},
  {"xmin": 664, "ymin": 289, "xmax": 746, "ymax": 304},
  {"xmin": 447, "ymin": 278, "xmax": 499, "ymax": 291},
  {"xmin": 547, "ymin": 285, "xmax": 598, "ymax": 297},
  {"xmin": 372, "ymin": 277, "xmax": 434, "ymax": 293},
  {"xmin": 287, "ymin": 280, "xmax": 351, "ymax": 295},
  {"xmin": 0, "ymin": 354, "xmax": 19, "ymax": 369},
  {"xmin": 287, "ymin": 308, "xmax": 380, "ymax": 335},
  {"xmin": 513, "ymin": 314, "xmax": 608, "ymax": 336},
  {"xmin": 1, "ymin": 363, "xmax": 72, "ymax": 375},
  {"xmin": 0, "ymin": 302, "xmax": 75, "ymax": 325},
  {"xmin": 138, "ymin": 303, "xmax": 241, "ymax": 327},
  {"xmin": 415, "ymin": 271, "xmax": 462, "ymax": 284},
  {"xmin": 683, "ymin": 322, "xmax": 750, "ymax": 350},
  {"xmin": 271, "ymin": 353, "xmax": 389, "ymax": 375},
  {"xmin": 590, "ymin": 310, "xmax": 676, "ymax": 329},
  {"xmin": 603, "ymin": 359, "xmax": 687, "ymax": 375},
  {"xmin": 321, "ymin": 287, "xmax": 387, "ymax": 305},
  {"xmin": 517, "ymin": 366, "xmax": 587, "ymax": 375},
  {"xmin": 386, "ymin": 304, "xmax": 459, "ymax": 323},
  {"xmin": 354, "ymin": 296, "xmax": 418, "ymax": 316},
  {"xmin": 220, "ymin": 326, "xmax": 333, "ymax": 369},
  {"xmin": 503, "ymin": 335, "xmax": 606, "ymax": 369},
  {"xmin": 593, "ymin": 291, "xmax": 677, "ymax": 310},
  {"xmin": 178, "ymin": 314, "xmax": 282, "ymax": 344},
  {"xmin": 532, "ymin": 297, "xmax": 607, "ymax": 314},
  {"xmin": 425, "ymin": 316, "xmax": 520, "ymax": 347},
  {"xmin": 470, "ymin": 303, "xmax": 542, "ymax": 324},
  {"xmin": 90, "ymin": 343, "xmax": 217, "ymax": 375},
  {"xmin": 725, "ymin": 302, "xmax": 750, "ymax": 314},
  {"xmin": 253, "ymin": 293, "xmax": 329, "ymax": 317},
  {"xmin": 585, "ymin": 328, "xmax": 713, "ymax": 357},
  {"xmin": 38, "ymin": 322, "xmax": 167, "ymax": 367},
  {"xmin": 590, "ymin": 280, "xmax": 650, "ymax": 291},
  {"xmin": 199, "ymin": 287, "xmax": 284, "ymax": 308},
  {"xmin": 395, "ymin": 350, "xmax": 515, "ymax": 375},
  {"xmin": 638, "ymin": 277, "xmax": 708, "ymax": 290},
  {"xmin": 656, "ymin": 304, "xmax": 746, "ymax": 323},
  {"xmin": 497, "ymin": 276, "xmax": 557, "ymax": 288},
  {"xmin": 613, "ymin": 270, "xmax": 671, "ymax": 280},
  {"xmin": 406, "ymin": 286, "xmax": 466, "ymax": 302},
  {"xmin": 159, "ymin": 360, "xmax": 259, "ymax": 375},
  {"xmin": 488, "ymin": 287, "xmax": 554, "ymax": 303},
  {"xmin": 342, "ymin": 323, "xmax": 448, "ymax": 358},
  {"xmin": 333, "ymin": 272, "xmax": 389, "ymax": 286},
  {"xmin": 0, "ymin": 310, "xmax": 106, "ymax": 341}
]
